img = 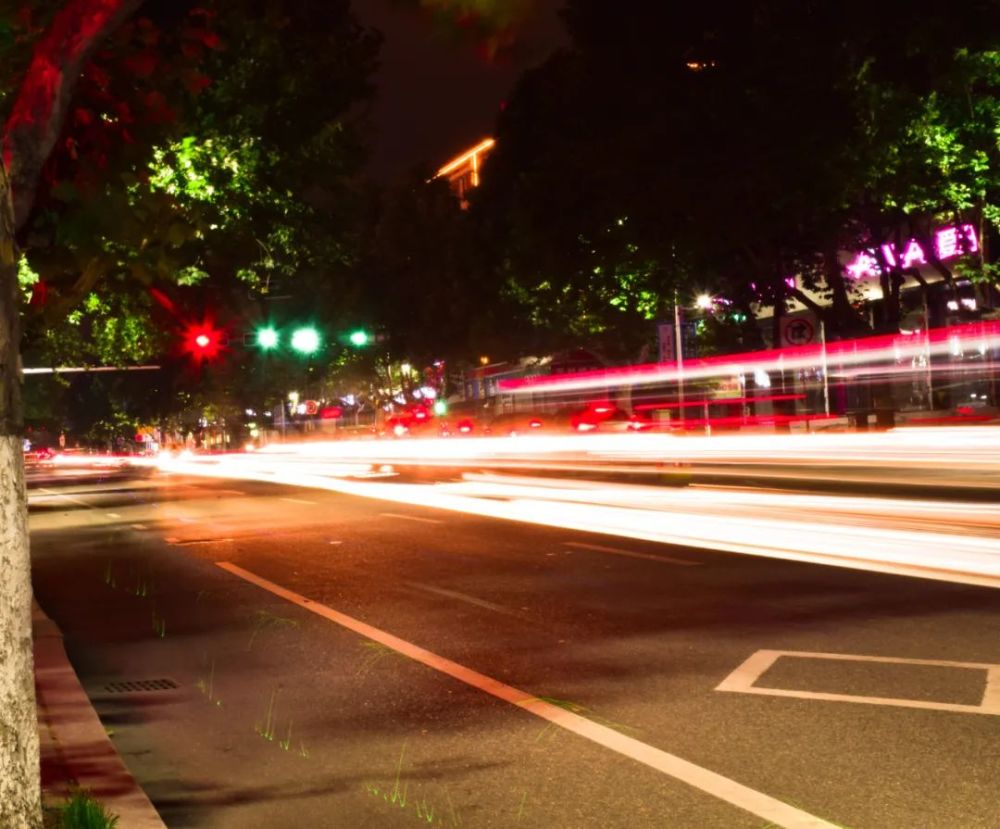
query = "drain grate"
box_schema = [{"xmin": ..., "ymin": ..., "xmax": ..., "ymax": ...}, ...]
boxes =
[{"xmin": 104, "ymin": 678, "xmax": 179, "ymax": 694}]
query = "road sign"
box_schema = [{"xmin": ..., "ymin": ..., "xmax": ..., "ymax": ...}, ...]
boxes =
[
  {"xmin": 780, "ymin": 314, "xmax": 816, "ymax": 346},
  {"xmin": 304, "ymin": 400, "xmax": 319, "ymax": 416}
]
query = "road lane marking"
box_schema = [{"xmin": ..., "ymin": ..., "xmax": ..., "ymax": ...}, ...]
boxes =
[
  {"xmin": 105, "ymin": 512, "xmax": 121, "ymax": 519},
  {"xmin": 408, "ymin": 582, "xmax": 524, "ymax": 618},
  {"xmin": 717, "ymin": 649, "xmax": 1000, "ymax": 716},
  {"xmin": 380, "ymin": 512, "xmax": 443, "ymax": 525},
  {"xmin": 130, "ymin": 524, "xmax": 149, "ymax": 531},
  {"xmin": 169, "ymin": 538, "xmax": 235, "ymax": 546},
  {"xmin": 155, "ymin": 458, "xmax": 1000, "ymax": 589},
  {"xmin": 36, "ymin": 488, "xmax": 93, "ymax": 508},
  {"xmin": 280, "ymin": 497, "xmax": 317, "ymax": 505},
  {"xmin": 564, "ymin": 541, "xmax": 700, "ymax": 566},
  {"xmin": 329, "ymin": 540, "xmax": 343, "ymax": 545},
  {"xmin": 217, "ymin": 561, "xmax": 840, "ymax": 829}
]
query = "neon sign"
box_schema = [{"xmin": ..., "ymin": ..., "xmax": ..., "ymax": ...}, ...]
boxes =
[{"xmin": 845, "ymin": 224, "xmax": 978, "ymax": 280}]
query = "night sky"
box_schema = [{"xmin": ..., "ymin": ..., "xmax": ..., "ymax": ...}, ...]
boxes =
[{"xmin": 354, "ymin": 0, "xmax": 567, "ymax": 180}]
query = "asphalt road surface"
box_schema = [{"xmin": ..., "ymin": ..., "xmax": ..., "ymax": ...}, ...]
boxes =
[{"xmin": 29, "ymin": 469, "xmax": 1000, "ymax": 829}]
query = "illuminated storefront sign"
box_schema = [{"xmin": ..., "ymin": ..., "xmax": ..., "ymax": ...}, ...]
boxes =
[{"xmin": 845, "ymin": 224, "xmax": 979, "ymax": 280}]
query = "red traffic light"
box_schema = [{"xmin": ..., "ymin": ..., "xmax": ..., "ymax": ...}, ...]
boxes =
[{"xmin": 181, "ymin": 320, "xmax": 225, "ymax": 361}]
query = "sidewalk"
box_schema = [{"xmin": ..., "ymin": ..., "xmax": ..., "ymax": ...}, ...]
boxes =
[{"xmin": 34, "ymin": 601, "xmax": 167, "ymax": 829}]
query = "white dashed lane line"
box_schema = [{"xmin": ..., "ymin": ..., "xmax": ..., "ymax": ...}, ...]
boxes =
[
  {"xmin": 564, "ymin": 540, "xmax": 700, "ymax": 566},
  {"xmin": 380, "ymin": 512, "xmax": 443, "ymax": 525},
  {"xmin": 407, "ymin": 582, "xmax": 526, "ymax": 619}
]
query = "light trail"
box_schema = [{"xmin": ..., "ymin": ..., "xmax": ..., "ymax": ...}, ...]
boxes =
[
  {"xmin": 232, "ymin": 427, "xmax": 1000, "ymax": 492},
  {"xmin": 498, "ymin": 320, "xmax": 1000, "ymax": 395},
  {"xmin": 143, "ymin": 441, "xmax": 1000, "ymax": 589}
]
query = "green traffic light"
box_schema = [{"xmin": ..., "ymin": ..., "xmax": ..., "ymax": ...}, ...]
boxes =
[
  {"xmin": 349, "ymin": 330, "xmax": 370, "ymax": 347},
  {"xmin": 433, "ymin": 400, "xmax": 447, "ymax": 416},
  {"xmin": 291, "ymin": 327, "xmax": 320, "ymax": 354},
  {"xmin": 256, "ymin": 327, "xmax": 279, "ymax": 349}
]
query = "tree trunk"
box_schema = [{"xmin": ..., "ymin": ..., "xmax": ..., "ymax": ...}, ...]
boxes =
[
  {"xmin": 0, "ymin": 4, "xmax": 145, "ymax": 823},
  {"xmin": 0, "ymin": 163, "xmax": 40, "ymax": 829}
]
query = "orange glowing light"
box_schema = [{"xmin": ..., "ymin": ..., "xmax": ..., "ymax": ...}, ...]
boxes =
[{"xmin": 436, "ymin": 138, "xmax": 496, "ymax": 178}]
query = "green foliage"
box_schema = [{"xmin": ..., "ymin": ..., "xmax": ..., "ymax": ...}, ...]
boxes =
[
  {"xmin": 360, "ymin": 173, "xmax": 516, "ymax": 365},
  {"xmin": 474, "ymin": 0, "xmax": 999, "ymax": 351},
  {"xmin": 18, "ymin": 0, "xmax": 378, "ymax": 350},
  {"xmin": 58, "ymin": 791, "xmax": 119, "ymax": 829},
  {"xmin": 17, "ymin": 256, "xmax": 39, "ymax": 298},
  {"xmin": 26, "ymin": 284, "xmax": 164, "ymax": 367}
]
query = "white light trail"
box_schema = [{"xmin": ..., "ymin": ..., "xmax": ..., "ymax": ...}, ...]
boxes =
[{"xmin": 146, "ymin": 440, "xmax": 1000, "ymax": 589}]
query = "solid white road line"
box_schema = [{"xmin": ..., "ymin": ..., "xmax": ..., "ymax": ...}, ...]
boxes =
[
  {"xmin": 217, "ymin": 561, "xmax": 840, "ymax": 829},
  {"xmin": 279, "ymin": 497, "xmax": 317, "ymax": 505},
  {"xmin": 717, "ymin": 649, "xmax": 1000, "ymax": 716},
  {"xmin": 408, "ymin": 582, "xmax": 524, "ymax": 618},
  {"xmin": 380, "ymin": 512, "xmax": 443, "ymax": 525},
  {"xmin": 565, "ymin": 540, "xmax": 700, "ymax": 567}
]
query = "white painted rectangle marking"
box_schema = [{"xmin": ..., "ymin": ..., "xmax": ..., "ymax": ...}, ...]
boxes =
[
  {"xmin": 216, "ymin": 561, "xmax": 840, "ymax": 829},
  {"xmin": 565, "ymin": 541, "xmax": 700, "ymax": 566},
  {"xmin": 717, "ymin": 649, "xmax": 1000, "ymax": 716},
  {"xmin": 380, "ymin": 512, "xmax": 443, "ymax": 525},
  {"xmin": 280, "ymin": 497, "xmax": 317, "ymax": 505}
]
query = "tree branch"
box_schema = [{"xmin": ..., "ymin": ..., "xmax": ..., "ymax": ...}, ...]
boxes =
[{"xmin": 3, "ymin": 0, "xmax": 144, "ymax": 231}]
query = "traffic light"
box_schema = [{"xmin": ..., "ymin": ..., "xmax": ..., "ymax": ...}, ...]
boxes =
[
  {"xmin": 256, "ymin": 326, "xmax": 279, "ymax": 350},
  {"xmin": 433, "ymin": 400, "xmax": 448, "ymax": 416},
  {"xmin": 182, "ymin": 320, "xmax": 224, "ymax": 361},
  {"xmin": 349, "ymin": 329, "xmax": 370, "ymax": 347},
  {"xmin": 291, "ymin": 326, "xmax": 320, "ymax": 355}
]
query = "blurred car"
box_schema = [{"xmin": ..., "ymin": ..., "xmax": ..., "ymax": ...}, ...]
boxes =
[
  {"xmin": 486, "ymin": 412, "xmax": 552, "ymax": 437},
  {"xmin": 569, "ymin": 402, "xmax": 653, "ymax": 432},
  {"xmin": 23, "ymin": 446, "xmax": 56, "ymax": 465},
  {"xmin": 437, "ymin": 415, "xmax": 485, "ymax": 437}
]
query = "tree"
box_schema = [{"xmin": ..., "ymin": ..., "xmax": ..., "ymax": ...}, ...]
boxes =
[
  {"xmin": 475, "ymin": 0, "xmax": 999, "ymax": 357},
  {"xmin": 0, "ymin": 2, "xmax": 379, "ymax": 824},
  {"xmin": 1, "ymin": 5, "xmax": 143, "ymax": 823}
]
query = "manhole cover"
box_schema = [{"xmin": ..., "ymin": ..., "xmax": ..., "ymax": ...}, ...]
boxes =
[{"xmin": 104, "ymin": 678, "xmax": 179, "ymax": 694}]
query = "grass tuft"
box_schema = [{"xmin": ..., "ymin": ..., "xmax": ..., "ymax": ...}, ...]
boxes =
[{"xmin": 59, "ymin": 791, "xmax": 119, "ymax": 829}]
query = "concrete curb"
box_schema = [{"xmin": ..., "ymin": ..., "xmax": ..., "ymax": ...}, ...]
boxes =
[{"xmin": 34, "ymin": 601, "xmax": 168, "ymax": 829}]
